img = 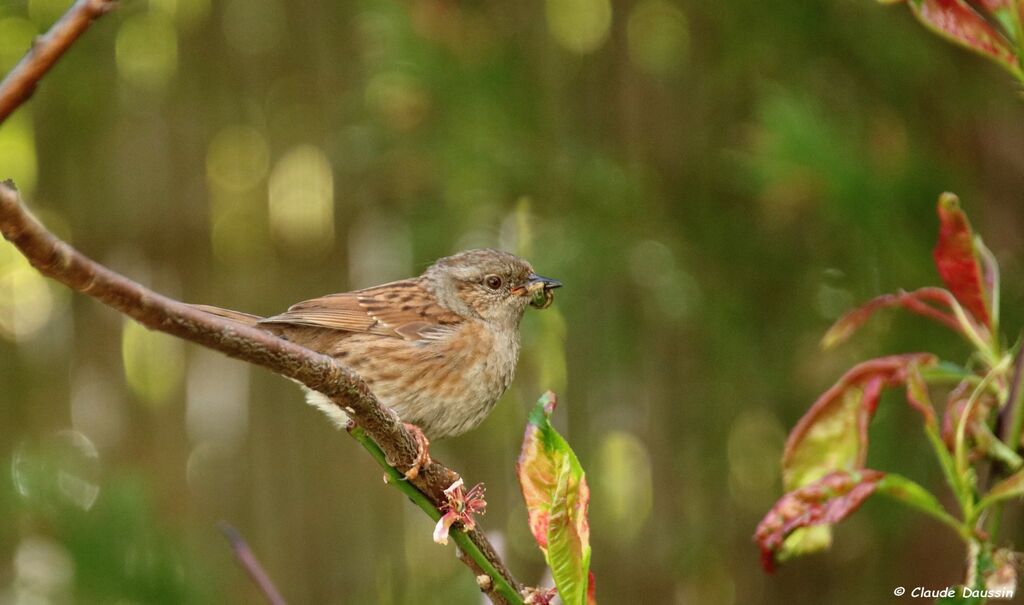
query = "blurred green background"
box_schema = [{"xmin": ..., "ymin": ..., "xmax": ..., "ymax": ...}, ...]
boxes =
[{"xmin": 1, "ymin": 0, "xmax": 1024, "ymax": 603}]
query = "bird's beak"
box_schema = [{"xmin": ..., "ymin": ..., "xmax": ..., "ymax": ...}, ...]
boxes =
[
  {"xmin": 528, "ymin": 273, "xmax": 562, "ymax": 290},
  {"xmin": 518, "ymin": 273, "xmax": 561, "ymax": 309}
]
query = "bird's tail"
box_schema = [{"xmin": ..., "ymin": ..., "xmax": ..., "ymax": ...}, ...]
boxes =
[{"xmin": 191, "ymin": 304, "xmax": 263, "ymax": 326}]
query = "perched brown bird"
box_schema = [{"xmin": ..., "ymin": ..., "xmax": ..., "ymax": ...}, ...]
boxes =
[{"xmin": 196, "ymin": 249, "xmax": 561, "ymax": 477}]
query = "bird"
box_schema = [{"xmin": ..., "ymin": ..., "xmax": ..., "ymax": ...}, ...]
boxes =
[{"xmin": 194, "ymin": 248, "xmax": 561, "ymax": 478}]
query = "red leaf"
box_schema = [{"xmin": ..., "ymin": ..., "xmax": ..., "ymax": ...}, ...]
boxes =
[
  {"xmin": 821, "ymin": 287, "xmax": 964, "ymax": 348},
  {"xmin": 906, "ymin": 0, "xmax": 1020, "ymax": 74},
  {"xmin": 783, "ymin": 354, "xmax": 937, "ymax": 491},
  {"xmin": 755, "ymin": 470, "xmax": 885, "ymax": 572},
  {"xmin": 933, "ymin": 193, "xmax": 992, "ymax": 329}
]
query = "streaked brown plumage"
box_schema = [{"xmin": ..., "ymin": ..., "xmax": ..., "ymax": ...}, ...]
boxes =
[{"xmin": 196, "ymin": 249, "xmax": 561, "ymax": 443}]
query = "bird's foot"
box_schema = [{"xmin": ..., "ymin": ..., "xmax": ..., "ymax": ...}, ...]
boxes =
[{"xmin": 402, "ymin": 422, "xmax": 432, "ymax": 481}]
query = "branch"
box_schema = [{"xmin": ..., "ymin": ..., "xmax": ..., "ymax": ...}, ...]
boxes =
[
  {"xmin": 0, "ymin": 1, "xmax": 525, "ymax": 599},
  {"xmin": 219, "ymin": 522, "xmax": 289, "ymax": 605},
  {"xmin": 0, "ymin": 181, "xmax": 525, "ymax": 604},
  {"xmin": 348, "ymin": 427, "xmax": 525, "ymax": 604},
  {"xmin": 0, "ymin": 0, "xmax": 116, "ymax": 123}
]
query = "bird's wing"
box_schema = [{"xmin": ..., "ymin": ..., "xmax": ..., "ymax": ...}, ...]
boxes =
[
  {"xmin": 258, "ymin": 279, "xmax": 462, "ymax": 340},
  {"xmin": 191, "ymin": 304, "xmax": 262, "ymax": 326}
]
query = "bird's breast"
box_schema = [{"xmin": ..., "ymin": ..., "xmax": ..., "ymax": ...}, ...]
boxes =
[{"xmin": 374, "ymin": 321, "xmax": 521, "ymax": 439}]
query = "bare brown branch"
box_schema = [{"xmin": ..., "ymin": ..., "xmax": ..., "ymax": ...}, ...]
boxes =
[
  {"xmin": 0, "ymin": 180, "xmax": 524, "ymax": 602},
  {"xmin": 0, "ymin": 0, "xmax": 117, "ymax": 124}
]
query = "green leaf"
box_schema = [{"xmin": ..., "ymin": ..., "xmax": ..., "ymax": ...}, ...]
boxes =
[
  {"xmin": 933, "ymin": 193, "xmax": 994, "ymax": 330},
  {"xmin": 876, "ymin": 472, "xmax": 954, "ymax": 520},
  {"xmin": 783, "ymin": 354, "xmax": 937, "ymax": 491},
  {"xmin": 978, "ymin": 467, "xmax": 1024, "ymax": 510},
  {"xmin": 517, "ymin": 391, "xmax": 594, "ymax": 605}
]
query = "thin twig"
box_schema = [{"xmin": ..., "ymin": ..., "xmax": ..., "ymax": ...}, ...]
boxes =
[
  {"xmin": 0, "ymin": 181, "xmax": 524, "ymax": 603},
  {"xmin": 0, "ymin": 0, "xmax": 116, "ymax": 124},
  {"xmin": 218, "ymin": 522, "xmax": 289, "ymax": 605}
]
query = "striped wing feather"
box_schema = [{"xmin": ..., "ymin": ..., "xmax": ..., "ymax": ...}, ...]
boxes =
[{"xmin": 259, "ymin": 279, "xmax": 461, "ymax": 340}]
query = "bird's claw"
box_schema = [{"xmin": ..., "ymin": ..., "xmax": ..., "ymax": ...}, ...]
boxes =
[{"xmin": 402, "ymin": 422, "xmax": 432, "ymax": 481}]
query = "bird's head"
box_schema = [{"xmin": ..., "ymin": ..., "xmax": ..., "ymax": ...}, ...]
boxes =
[{"xmin": 424, "ymin": 249, "xmax": 562, "ymax": 327}]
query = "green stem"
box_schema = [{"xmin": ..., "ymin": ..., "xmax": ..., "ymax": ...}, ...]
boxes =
[
  {"xmin": 955, "ymin": 357, "xmax": 1011, "ymax": 489},
  {"xmin": 977, "ymin": 479, "xmax": 1024, "ymax": 513},
  {"xmin": 976, "ymin": 421, "xmax": 1023, "ymax": 470},
  {"xmin": 920, "ymin": 364, "xmax": 983, "ymax": 386},
  {"xmin": 950, "ymin": 298, "xmax": 1000, "ymax": 366},
  {"xmin": 924, "ymin": 425, "xmax": 974, "ymax": 525},
  {"xmin": 999, "ymin": 339, "xmax": 1024, "ymax": 460},
  {"xmin": 987, "ymin": 338, "xmax": 1024, "ymax": 539},
  {"xmin": 347, "ymin": 426, "xmax": 525, "ymax": 605}
]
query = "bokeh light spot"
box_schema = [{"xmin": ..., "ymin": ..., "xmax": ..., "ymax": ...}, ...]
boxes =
[
  {"xmin": 13, "ymin": 535, "xmax": 75, "ymax": 602},
  {"xmin": 121, "ymin": 319, "xmax": 185, "ymax": 408},
  {"xmin": 727, "ymin": 409, "xmax": 785, "ymax": 510},
  {"xmin": 205, "ymin": 126, "xmax": 270, "ymax": 192},
  {"xmin": 545, "ymin": 0, "xmax": 612, "ymax": 54},
  {"xmin": 595, "ymin": 431, "xmax": 653, "ymax": 541},
  {"xmin": 0, "ymin": 111, "xmax": 38, "ymax": 195},
  {"xmin": 268, "ymin": 145, "xmax": 335, "ymax": 257},
  {"xmin": 208, "ymin": 190, "xmax": 274, "ymax": 266},
  {"xmin": 0, "ymin": 241, "xmax": 54, "ymax": 342},
  {"xmin": 115, "ymin": 13, "xmax": 178, "ymax": 91},
  {"xmin": 12, "ymin": 430, "xmax": 101, "ymax": 511},
  {"xmin": 150, "ymin": 0, "xmax": 211, "ymax": 31},
  {"xmin": 627, "ymin": 0, "xmax": 689, "ymax": 75}
]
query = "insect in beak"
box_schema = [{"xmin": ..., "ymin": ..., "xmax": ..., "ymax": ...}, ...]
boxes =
[{"xmin": 514, "ymin": 273, "xmax": 562, "ymax": 309}]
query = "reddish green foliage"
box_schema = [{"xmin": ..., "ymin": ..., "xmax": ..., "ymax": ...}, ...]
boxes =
[
  {"xmin": 821, "ymin": 287, "xmax": 964, "ymax": 348},
  {"xmin": 783, "ymin": 354, "xmax": 937, "ymax": 490},
  {"xmin": 934, "ymin": 193, "xmax": 993, "ymax": 329},
  {"xmin": 517, "ymin": 392, "xmax": 594, "ymax": 605},
  {"xmin": 756, "ymin": 470, "xmax": 885, "ymax": 572},
  {"xmin": 902, "ymin": 0, "xmax": 1020, "ymax": 74}
]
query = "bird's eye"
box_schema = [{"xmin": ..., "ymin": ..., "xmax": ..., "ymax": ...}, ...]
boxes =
[{"xmin": 484, "ymin": 274, "xmax": 503, "ymax": 290}]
